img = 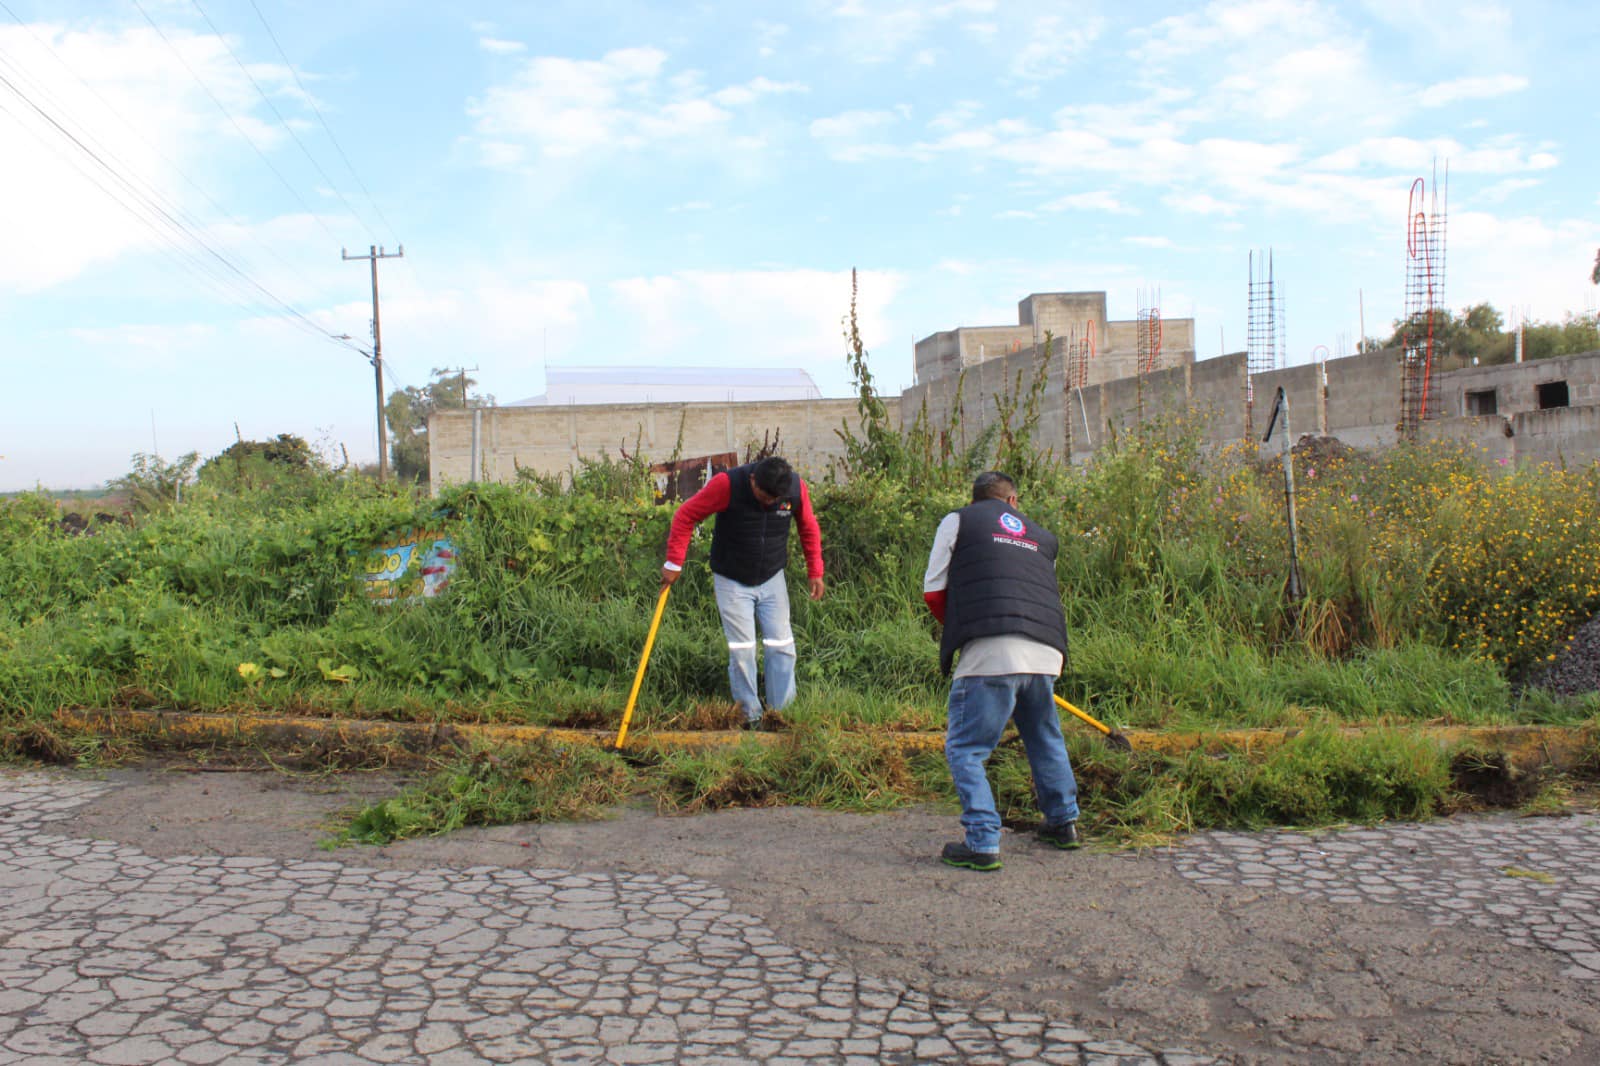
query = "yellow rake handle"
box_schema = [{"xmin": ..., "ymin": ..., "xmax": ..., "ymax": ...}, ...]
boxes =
[
  {"xmin": 1054, "ymin": 693, "xmax": 1113, "ymax": 737},
  {"xmin": 614, "ymin": 585, "xmax": 671, "ymax": 750}
]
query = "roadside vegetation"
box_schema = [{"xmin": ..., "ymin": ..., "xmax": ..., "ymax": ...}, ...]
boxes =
[{"xmin": 6, "ymin": 315, "xmax": 1600, "ymax": 842}]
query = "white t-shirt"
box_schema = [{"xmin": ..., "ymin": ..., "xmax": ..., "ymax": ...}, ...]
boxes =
[{"xmin": 923, "ymin": 511, "xmax": 1066, "ymax": 679}]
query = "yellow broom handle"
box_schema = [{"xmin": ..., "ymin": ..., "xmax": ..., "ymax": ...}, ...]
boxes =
[
  {"xmin": 1053, "ymin": 693, "xmax": 1113, "ymax": 737},
  {"xmin": 614, "ymin": 585, "xmax": 671, "ymax": 749}
]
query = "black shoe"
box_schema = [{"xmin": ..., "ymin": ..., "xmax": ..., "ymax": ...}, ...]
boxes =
[
  {"xmin": 740, "ymin": 717, "xmax": 762, "ymax": 731},
  {"xmin": 941, "ymin": 842, "xmax": 1001, "ymax": 871},
  {"xmin": 1038, "ymin": 821, "xmax": 1082, "ymax": 850}
]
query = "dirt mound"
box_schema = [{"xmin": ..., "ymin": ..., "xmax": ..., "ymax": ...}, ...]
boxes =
[{"xmin": 1289, "ymin": 433, "xmax": 1358, "ymax": 466}]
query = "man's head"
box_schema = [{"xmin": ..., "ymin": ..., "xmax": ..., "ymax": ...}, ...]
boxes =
[
  {"xmin": 750, "ymin": 456, "xmax": 796, "ymax": 505},
  {"xmin": 971, "ymin": 470, "xmax": 1018, "ymax": 505}
]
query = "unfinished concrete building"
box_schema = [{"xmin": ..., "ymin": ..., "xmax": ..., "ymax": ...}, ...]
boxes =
[
  {"xmin": 428, "ymin": 288, "xmax": 1600, "ymax": 491},
  {"xmin": 913, "ymin": 291, "xmax": 1196, "ymax": 387}
]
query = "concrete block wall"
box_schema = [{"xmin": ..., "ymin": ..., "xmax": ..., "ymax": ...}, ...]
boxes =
[
  {"xmin": 1510, "ymin": 405, "xmax": 1600, "ymax": 469},
  {"xmin": 1019, "ymin": 292, "xmax": 1107, "ymax": 348},
  {"xmin": 1189, "ymin": 351, "xmax": 1249, "ymax": 446},
  {"xmin": 913, "ymin": 325, "xmax": 1034, "ymax": 384},
  {"xmin": 1432, "ymin": 349, "xmax": 1600, "ymax": 418},
  {"xmin": 1322, "ymin": 348, "xmax": 1402, "ymax": 450},
  {"xmin": 1419, "ymin": 416, "xmax": 1517, "ymax": 467},
  {"xmin": 913, "ymin": 331, "xmax": 962, "ymax": 385},
  {"xmin": 429, "ymin": 398, "xmax": 864, "ymax": 492},
  {"xmin": 1250, "ymin": 362, "xmax": 1327, "ymax": 450}
]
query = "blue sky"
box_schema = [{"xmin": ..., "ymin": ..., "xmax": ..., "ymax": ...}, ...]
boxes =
[{"xmin": 2, "ymin": 0, "xmax": 1596, "ymax": 491}]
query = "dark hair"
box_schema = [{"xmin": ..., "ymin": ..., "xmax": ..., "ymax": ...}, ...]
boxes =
[
  {"xmin": 971, "ymin": 470, "xmax": 1016, "ymax": 503},
  {"xmin": 752, "ymin": 456, "xmax": 796, "ymax": 497}
]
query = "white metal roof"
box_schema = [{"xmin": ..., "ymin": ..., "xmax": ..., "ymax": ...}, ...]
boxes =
[{"xmin": 509, "ymin": 366, "xmax": 823, "ymax": 406}]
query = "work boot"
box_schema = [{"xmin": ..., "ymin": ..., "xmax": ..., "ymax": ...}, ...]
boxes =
[
  {"xmin": 740, "ymin": 716, "xmax": 762, "ymax": 731},
  {"xmin": 940, "ymin": 842, "xmax": 1001, "ymax": 871},
  {"xmin": 1038, "ymin": 821, "xmax": 1082, "ymax": 850}
]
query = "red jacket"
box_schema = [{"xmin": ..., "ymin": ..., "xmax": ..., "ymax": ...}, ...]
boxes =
[{"xmin": 663, "ymin": 471, "xmax": 824, "ymax": 579}]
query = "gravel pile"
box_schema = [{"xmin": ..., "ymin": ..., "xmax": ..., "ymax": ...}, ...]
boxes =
[{"xmin": 1521, "ymin": 613, "xmax": 1600, "ymax": 697}]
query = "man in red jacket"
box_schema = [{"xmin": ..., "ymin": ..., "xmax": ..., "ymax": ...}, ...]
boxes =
[{"xmin": 661, "ymin": 456, "xmax": 825, "ymax": 729}]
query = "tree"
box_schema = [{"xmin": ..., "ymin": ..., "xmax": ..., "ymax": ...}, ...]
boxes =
[
  {"xmin": 385, "ymin": 369, "xmax": 495, "ymax": 484},
  {"xmin": 1383, "ymin": 302, "xmax": 1513, "ymax": 369},
  {"xmin": 197, "ymin": 434, "xmax": 320, "ymax": 491},
  {"xmin": 1592, "ymin": 248, "xmax": 1599, "ymax": 286},
  {"xmin": 1523, "ymin": 313, "xmax": 1600, "ymax": 361},
  {"xmin": 107, "ymin": 451, "xmax": 199, "ymax": 514}
]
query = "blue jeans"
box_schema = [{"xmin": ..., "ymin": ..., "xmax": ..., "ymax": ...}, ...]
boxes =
[
  {"xmin": 712, "ymin": 572, "xmax": 796, "ymax": 721},
  {"xmin": 945, "ymin": 673, "xmax": 1079, "ymax": 854}
]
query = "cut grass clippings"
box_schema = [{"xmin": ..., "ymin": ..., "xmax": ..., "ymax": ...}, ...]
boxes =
[
  {"xmin": 329, "ymin": 737, "xmax": 633, "ymax": 846},
  {"xmin": 327, "ymin": 722, "xmax": 1522, "ymax": 848}
]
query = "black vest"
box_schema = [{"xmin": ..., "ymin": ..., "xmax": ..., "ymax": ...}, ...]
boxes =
[
  {"xmin": 939, "ymin": 498, "xmax": 1069, "ymax": 675},
  {"xmin": 708, "ymin": 463, "xmax": 800, "ymax": 587}
]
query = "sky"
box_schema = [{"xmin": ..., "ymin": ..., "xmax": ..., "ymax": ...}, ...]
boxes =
[{"xmin": 1, "ymin": 0, "xmax": 1596, "ymax": 491}]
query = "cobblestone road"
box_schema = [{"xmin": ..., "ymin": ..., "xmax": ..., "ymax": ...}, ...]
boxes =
[
  {"xmin": 1171, "ymin": 813, "xmax": 1600, "ymax": 981},
  {"xmin": 0, "ymin": 770, "xmax": 1215, "ymax": 1065}
]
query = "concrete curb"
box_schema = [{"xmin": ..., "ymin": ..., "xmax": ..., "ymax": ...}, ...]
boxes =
[{"xmin": 49, "ymin": 708, "xmax": 1599, "ymax": 773}]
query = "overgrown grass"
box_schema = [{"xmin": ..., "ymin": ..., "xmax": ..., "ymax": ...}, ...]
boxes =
[
  {"xmin": 330, "ymin": 738, "xmax": 634, "ymax": 845},
  {"xmin": 329, "ymin": 724, "xmax": 1494, "ymax": 847},
  {"xmin": 9, "ymin": 386, "xmax": 1600, "ymax": 837}
]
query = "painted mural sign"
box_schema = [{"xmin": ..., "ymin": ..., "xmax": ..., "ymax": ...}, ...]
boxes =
[{"xmin": 363, "ymin": 528, "xmax": 457, "ymax": 605}]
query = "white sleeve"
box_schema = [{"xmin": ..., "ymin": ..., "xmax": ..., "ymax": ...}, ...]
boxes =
[{"xmin": 923, "ymin": 512, "xmax": 961, "ymax": 593}]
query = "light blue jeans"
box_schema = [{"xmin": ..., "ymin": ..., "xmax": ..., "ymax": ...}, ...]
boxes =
[
  {"xmin": 712, "ymin": 572, "xmax": 796, "ymax": 722},
  {"xmin": 945, "ymin": 673, "xmax": 1079, "ymax": 854}
]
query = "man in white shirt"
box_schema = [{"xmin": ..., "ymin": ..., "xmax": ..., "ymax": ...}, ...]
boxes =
[{"xmin": 922, "ymin": 471, "xmax": 1081, "ymax": 871}]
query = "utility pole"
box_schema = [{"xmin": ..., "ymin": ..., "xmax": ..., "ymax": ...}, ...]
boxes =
[
  {"xmin": 447, "ymin": 365, "xmax": 479, "ymax": 408},
  {"xmin": 342, "ymin": 244, "xmax": 404, "ymax": 482}
]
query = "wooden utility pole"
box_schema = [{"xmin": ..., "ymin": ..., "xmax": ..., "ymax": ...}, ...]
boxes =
[
  {"xmin": 448, "ymin": 365, "xmax": 479, "ymax": 407},
  {"xmin": 342, "ymin": 244, "xmax": 404, "ymax": 482}
]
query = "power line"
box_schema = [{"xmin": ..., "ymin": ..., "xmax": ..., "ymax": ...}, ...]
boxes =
[
  {"xmin": 0, "ymin": 66, "xmax": 363, "ymax": 354},
  {"xmin": 0, "ymin": 5, "xmax": 329, "ymax": 311},
  {"xmin": 242, "ymin": 0, "xmax": 434, "ymax": 303},
  {"xmin": 187, "ymin": 0, "xmax": 374, "ymax": 245},
  {"xmin": 129, "ymin": 0, "xmax": 341, "ymax": 246},
  {"xmin": 245, "ymin": 0, "xmax": 401, "ymax": 248},
  {"xmin": 0, "ymin": 89, "xmax": 277, "ymax": 326}
]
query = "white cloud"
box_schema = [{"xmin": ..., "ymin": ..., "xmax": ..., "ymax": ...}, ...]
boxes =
[
  {"xmin": 827, "ymin": 0, "xmax": 1006, "ymax": 63},
  {"xmin": 1164, "ymin": 192, "xmax": 1240, "ymax": 216},
  {"xmin": 65, "ymin": 322, "xmax": 219, "ymax": 371},
  {"xmin": 608, "ymin": 269, "xmax": 904, "ymax": 382},
  {"xmin": 1311, "ymin": 136, "xmax": 1558, "ymax": 175},
  {"xmin": 754, "ymin": 21, "xmax": 789, "ymax": 58},
  {"xmin": 1011, "ymin": 15, "xmax": 1104, "ymax": 81},
  {"xmin": 709, "ymin": 76, "xmax": 807, "ymax": 106},
  {"xmin": 478, "ymin": 37, "xmax": 525, "ymax": 55},
  {"xmin": 1357, "ymin": 0, "xmax": 1514, "ymax": 56},
  {"xmin": 810, "ymin": 109, "xmax": 900, "ymax": 140},
  {"xmin": 929, "ymin": 100, "xmax": 982, "ymax": 131},
  {"xmin": 1473, "ymin": 178, "xmax": 1541, "ymax": 205},
  {"xmin": 1419, "ymin": 74, "xmax": 1529, "ymax": 108},
  {"xmin": 1133, "ymin": 0, "xmax": 1335, "ymax": 63},
  {"xmin": 1446, "ymin": 211, "xmax": 1600, "ymax": 327},
  {"xmin": 1126, "ymin": 236, "xmax": 1174, "ymax": 249},
  {"xmin": 0, "ymin": 21, "xmax": 311, "ymax": 291},
  {"xmin": 1041, "ymin": 191, "xmax": 1136, "ymax": 214},
  {"xmin": 470, "ymin": 48, "xmax": 799, "ymax": 164}
]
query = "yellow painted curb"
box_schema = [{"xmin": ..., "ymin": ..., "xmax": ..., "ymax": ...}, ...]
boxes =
[{"xmin": 47, "ymin": 708, "xmax": 1600, "ymax": 774}]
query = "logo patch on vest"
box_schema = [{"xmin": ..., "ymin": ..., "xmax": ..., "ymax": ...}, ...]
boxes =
[{"xmin": 993, "ymin": 511, "xmax": 1038, "ymax": 550}]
